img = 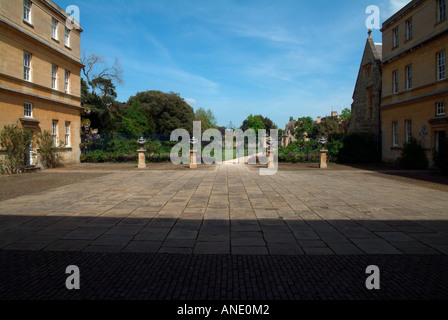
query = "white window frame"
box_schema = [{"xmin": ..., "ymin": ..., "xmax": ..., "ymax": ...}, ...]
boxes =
[
  {"xmin": 24, "ymin": 102, "xmax": 33, "ymax": 118},
  {"xmin": 439, "ymin": 0, "xmax": 447, "ymax": 22},
  {"xmin": 64, "ymin": 70, "xmax": 70, "ymax": 93},
  {"xmin": 436, "ymin": 101, "xmax": 446, "ymax": 116},
  {"xmin": 64, "ymin": 27, "xmax": 70, "ymax": 47},
  {"xmin": 437, "ymin": 51, "xmax": 446, "ymax": 81},
  {"xmin": 406, "ymin": 18, "xmax": 413, "ymax": 40},
  {"xmin": 393, "ymin": 70, "xmax": 399, "ymax": 94},
  {"xmin": 405, "ymin": 120, "xmax": 412, "ymax": 143},
  {"xmin": 52, "ymin": 120, "xmax": 58, "ymax": 146},
  {"xmin": 52, "ymin": 18, "xmax": 58, "ymax": 40},
  {"xmin": 392, "ymin": 122, "xmax": 399, "ymax": 147},
  {"xmin": 406, "ymin": 65, "xmax": 413, "ymax": 90},
  {"xmin": 393, "ymin": 27, "xmax": 399, "ymax": 48},
  {"xmin": 65, "ymin": 121, "xmax": 71, "ymax": 147},
  {"xmin": 23, "ymin": 51, "xmax": 31, "ymax": 81},
  {"xmin": 51, "ymin": 64, "xmax": 58, "ymax": 89},
  {"xmin": 23, "ymin": 0, "xmax": 32, "ymax": 23}
]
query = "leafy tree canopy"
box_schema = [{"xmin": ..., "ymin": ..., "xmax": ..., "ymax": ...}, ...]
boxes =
[
  {"xmin": 241, "ymin": 114, "xmax": 277, "ymax": 132},
  {"xmin": 340, "ymin": 108, "xmax": 351, "ymax": 122},
  {"xmin": 195, "ymin": 107, "xmax": 217, "ymax": 133},
  {"xmin": 313, "ymin": 116, "xmax": 342, "ymax": 137},
  {"xmin": 118, "ymin": 101, "xmax": 152, "ymax": 136},
  {"xmin": 240, "ymin": 114, "xmax": 265, "ymax": 132},
  {"xmin": 294, "ymin": 116, "xmax": 314, "ymax": 140},
  {"xmin": 128, "ymin": 91, "xmax": 195, "ymax": 134}
]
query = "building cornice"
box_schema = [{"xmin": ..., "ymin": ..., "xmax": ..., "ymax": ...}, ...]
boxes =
[
  {"xmin": 382, "ymin": 29, "xmax": 448, "ymax": 65},
  {"xmin": 0, "ymin": 17, "xmax": 83, "ymax": 68},
  {"xmin": 381, "ymin": 0, "xmax": 424, "ymax": 31},
  {"xmin": 0, "ymin": 86, "xmax": 82, "ymax": 110},
  {"xmin": 0, "ymin": 72, "xmax": 81, "ymax": 101},
  {"xmin": 381, "ymin": 89, "xmax": 448, "ymax": 109},
  {"xmin": 41, "ymin": 0, "xmax": 83, "ymax": 32}
]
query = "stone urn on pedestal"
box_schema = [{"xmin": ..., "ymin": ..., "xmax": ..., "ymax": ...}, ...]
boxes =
[
  {"xmin": 318, "ymin": 136, "xmax": 328, "ymax": 169},
  {"xmin": 137, "ymin": 137, "xmax": 147, "ymax": 169},
  {"xmin": 267, "ymin": 136, "xmax": 276, "ymax": 168},
  {"xmin": 190, "ymin": 136, "xmax": 198, "ymax": 169}
]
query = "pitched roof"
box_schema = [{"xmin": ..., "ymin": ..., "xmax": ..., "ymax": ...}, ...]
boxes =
[
  {"xmin": 366, "ymin": 36, "xmax": 382, "ymax": 62},
  {"xmin": 374, "ymin": 43, "xmax": 383, "ymax": 61}
]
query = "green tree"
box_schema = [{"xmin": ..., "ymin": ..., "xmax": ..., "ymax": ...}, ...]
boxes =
[
  {"xmin": 118, "ymin": 101, "xmax": 152, "ymax": 136},
  {"xmin": 81, "ymin": 54, "xmax": 123, "ymax": 138},
  {"xmin": 313, "ymin": 116, "xmax": 342, "ymax": 137},
  {"xmin": 241, "ymin": 114, "xmax": 277, "ymax": 132},
  {"xmin": 128, "ymin": 91, "xmax": 195, "ymax": 134},
  {"xmin": 339, "ymin": 108, "xmax": 351, "ymax": 134},
  {"xmin": 241, "ymin": 114, "xmax": 265, "ymax": 132},
  {"xmin": 82, "ymin": 54, "xmax": 123, "ymax": 95},
  {"xmin": 294, "ymin": 116, "xmax": 314, "ymax": 141},
  {"xmin": 195, "ymin": 107, "xmax": 217, "ymax": 133},
  {"xmin": 257, "ymin": 115, "xmax": 278, "ymax": 131},
  {"xmin": 340, "ymin": 108, "xmax": 351, "ymax": 122}
]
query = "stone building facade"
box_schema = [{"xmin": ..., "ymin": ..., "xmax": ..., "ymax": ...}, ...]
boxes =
[
  {"xmin": 0, "ymin": 0, "xmax": 83, "ymax": 166},
  {"xmin": 281, "ymin": 119, "xmax": 296, "ymax": 147},
  {"xmin": 349, "ymin": 32, "xmax": 383, "ymax": 141},
  {"xmin": 381, "ymin": 0, "xmax": 447, "ymax": 165}
]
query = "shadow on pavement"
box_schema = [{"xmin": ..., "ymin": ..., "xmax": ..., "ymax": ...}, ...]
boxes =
[{"xmin": 1, "ymin": 214, "xmax": 447, "ymax": 300}]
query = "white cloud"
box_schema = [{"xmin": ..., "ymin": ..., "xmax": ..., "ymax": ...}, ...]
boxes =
[
  {"xmin": 184, "ymin": 98, "xmax": 198, "ymax": 106},
  {"xmin": 226, "ymin": 24, "xmax": 302, "ymax": 45},
  {"xmin": 389, "ymin": 0, "xmax": 412, "ymax": 15}
]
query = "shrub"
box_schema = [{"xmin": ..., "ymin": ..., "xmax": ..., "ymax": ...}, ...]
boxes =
[
  {"xmin": 82, "ymin": 150, "xmax": 110, "ymax": 163},
  {"xmin": 398, "ymin": 138, "xmax": 428, "ymax": 170},
  {"xmin": 36, "ymin": 130, "xmax": 67, "ymax": 168},
  {"xmin": 326, "ymin": 134, "xmax": 344, "ymax": 161},
  {"xmin": 338, "ymin": 131, "xmax": 379, "ymax": 163},
  {"xmin": 434, "ymin": 136, "xmax": 448, "ymax": 174},
  {"xmin": 106, "ymin": 137, "xmax": 138, "ymax": 154},
  {"xmin": 145, "ymin": 139, "xmax": 163, "ymax": 154},
  {"xmin": 0, "ymin": 124, "xmax": 33, "ymax": 174},
  {"xmin": 146, "ymin": 153, "xmax": 170, "ymax": 162}
]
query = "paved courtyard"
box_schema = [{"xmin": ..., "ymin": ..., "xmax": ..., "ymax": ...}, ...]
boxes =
[
  {"xmin": 1, "ymin": 163, "xmax": 448, "ymax": 300},
  {"xmin": 1, "ymin": 164, "xmax": 447, "ymax": 255}
]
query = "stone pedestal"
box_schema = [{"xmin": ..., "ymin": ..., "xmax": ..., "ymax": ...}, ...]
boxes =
[
  {"xmin": 190, "ymin": 150, "xmax": 197, "ymax": 169},
  {"xmin": 267, "ymin": 151, "xmax": 275, "ymax": 168},
  {"xmin": 319, "ymin": 149, "xmax": 328, "ymax": 169},
  {"xmin": 138, "ymin": 149, "xmax": 146, "ymax": 169}
]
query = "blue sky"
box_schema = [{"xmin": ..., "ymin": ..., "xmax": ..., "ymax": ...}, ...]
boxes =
[{"xmin": 57, "ymin": 0, "xmax": 411, "ymax": 129}]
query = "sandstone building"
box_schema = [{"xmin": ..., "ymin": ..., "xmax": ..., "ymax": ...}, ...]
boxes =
[
  {"xmin": 381, "ymin": 0, "xmax": 447, "ymax": 165},
  {"xmin": 0, "ymin": 0, "xmax": 83, "ymax": 166},
  {"xmin": 281, "ymin": 119, "xmax": 296, "ymax": 147},
  {"xmin": 349, "ymin": 31, "xmax": 383, "ymax": 142}
]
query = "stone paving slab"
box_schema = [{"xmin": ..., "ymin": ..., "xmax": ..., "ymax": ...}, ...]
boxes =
[
  {"xmin": 0, "ymin": 164, "xmax": 447, "ymax": 256},
  {"xmin": 1, "ymin": 250, "xmax": 447, "ymax": 300}
]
